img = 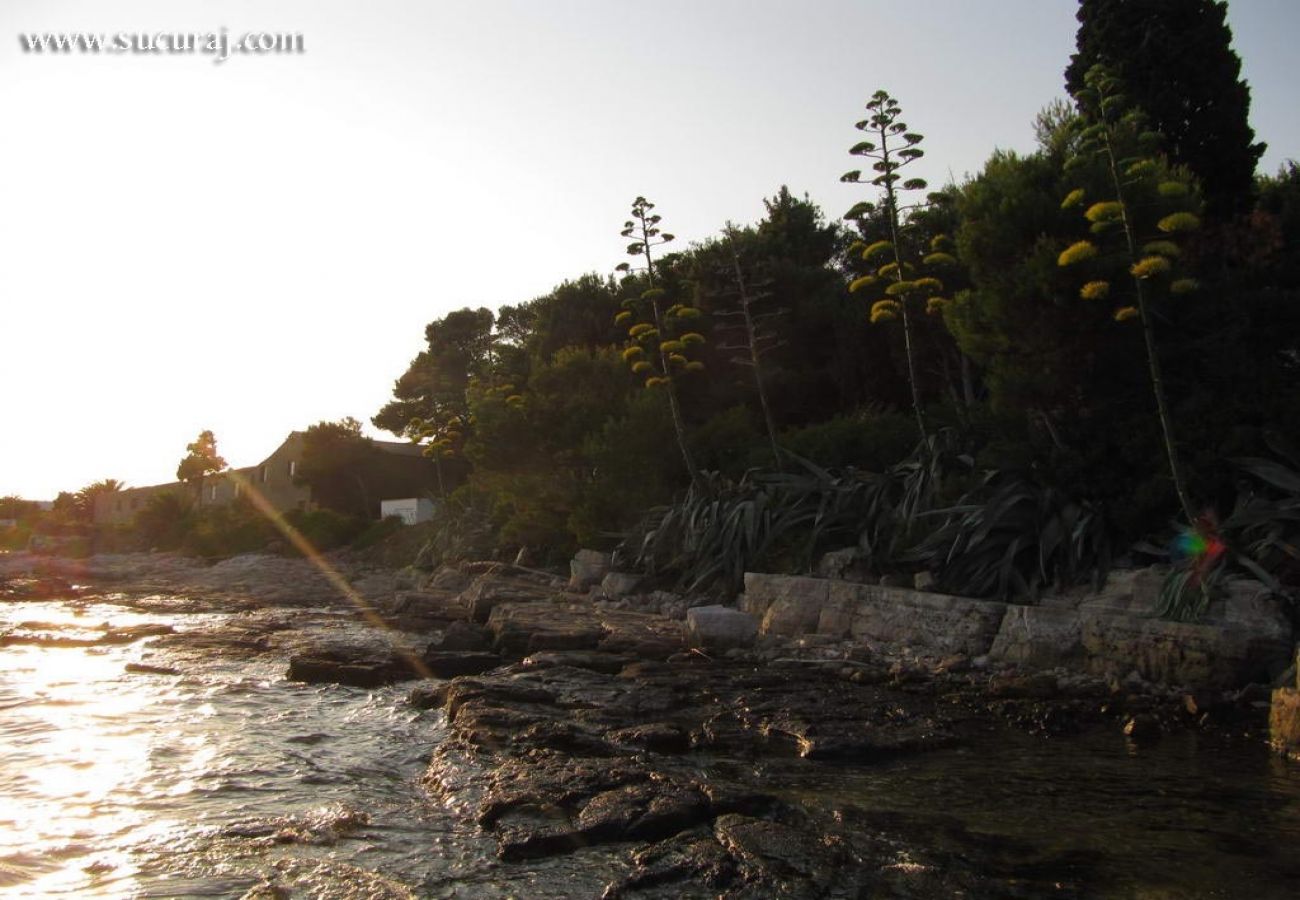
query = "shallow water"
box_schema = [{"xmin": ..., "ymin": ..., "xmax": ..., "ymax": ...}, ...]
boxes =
[{"xmin": 3, "ymin": 590, "xmax": 1300, "ymax": 898}]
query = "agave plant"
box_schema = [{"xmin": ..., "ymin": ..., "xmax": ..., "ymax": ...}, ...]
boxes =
[
  {"xmin": 1156, "ymin": 437, "xmax": 1300, "ymax": 621},
  {"xmin": 617, "ymin": 455, "xmax": 897, "ymax": 596},
  {"xmin": 907, "ymin": 471, "xmax": 1112, "ymax": 602}
]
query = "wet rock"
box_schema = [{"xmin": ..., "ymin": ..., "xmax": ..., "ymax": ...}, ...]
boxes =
[
  {"xmin": 1123, "ymin": 714, "xmax": 1162, "ymax": 743},
  {"xmin": 421, "ymin": 651, "xmax": 503, "ymax": 678},
  {"xmin": 576, "ymin": 781, "xmax": 711, "ymax": 843},
  {"xmin": 713, "ymin": 813, "xmax": 842, "ymax": 889},
  {"xmin": 102, "ymin": 622, "xmax": 175, "ymax": 643},
  {"xmin": 685, "ymin": 605, "xmax": 758, "ymax": 650},
  {"xmin": 287, "ymin": 641, "xmax": 419, "ymax": 687},
  {"xmin": 608, "ymin": 722, "xmax": 690, "ymax": 754},
  {"xmin": 522, "ymin": 651, "xmax": 630, "ymax": 674},
  {"xmin": 989, "ymin": 672, "xmax": 1059, "ymax": 700},
  {"xmin": 426, "ymin": 621, "xmax": 491, "ymax": 652},
  {"xmin": 124, "ymin": 662, "xmax": 180, "ymax": 676},
  {"xmin": 464, "ymin": 575, "xmax": 554, "ymax": 623},
  {"xmin": 407, "ymin": 681, "xmax": 449, "ymax": 709}
]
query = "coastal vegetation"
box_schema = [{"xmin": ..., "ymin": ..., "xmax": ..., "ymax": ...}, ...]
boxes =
[{"xmin": 14, "ymin": 1, "xmax": 1299, "ymax": 617}]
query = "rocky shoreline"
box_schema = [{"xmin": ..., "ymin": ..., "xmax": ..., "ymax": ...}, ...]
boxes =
[{"xmin": 2, "ymin": 549, "xmax": 1293, "ymax": 896}]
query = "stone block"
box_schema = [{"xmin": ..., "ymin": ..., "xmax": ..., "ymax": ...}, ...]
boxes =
[
  {"xmin": 848, "ymin": 587, "xmax": 1005, "ymax": 657},
  {"xmin": 741, "ymin": 574, "xmax": 829, "ymax": 635},
  {"xmin": 989, "ymin": 605, "xmax": 1084, "ymax": 668},
  {"xmin": 569, "ymin": 549, "xmax": 611, "ymax": 590},
  {"xmin": 1270, "ymin": 687, "xmax": 1300, "ymax": 759},
  {"xmin": 686, "ymin": 605, "xmax": 759, "ymax": 649},
  {"xmin": 600, "ymin": 571, "xmax": 642, "ymax": 599}
]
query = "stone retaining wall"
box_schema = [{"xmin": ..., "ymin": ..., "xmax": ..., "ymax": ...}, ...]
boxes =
[{"xmin": 741, "ymin": 571, "xmax": 1293, "ymax": 690}]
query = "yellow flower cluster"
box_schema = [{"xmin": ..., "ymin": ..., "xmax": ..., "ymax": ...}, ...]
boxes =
[{"xmin": 1058, "ymin": 240, "xmax": 1098, "ymax": 267}]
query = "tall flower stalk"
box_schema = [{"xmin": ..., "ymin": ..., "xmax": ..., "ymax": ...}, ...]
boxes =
[
  {"xmin": 1059, "ymin": 64, "xmax": 1202, "ymax": 524},
  {"xmin": 615, "ymin": 196, "xmax": 705, "ymax": 488},
  {"xmin": 841, "ymin": 90, "xmax": 946, "ymax": 445}
]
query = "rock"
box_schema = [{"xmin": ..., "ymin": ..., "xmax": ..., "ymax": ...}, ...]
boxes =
[
  {"xmin": 607, "ymin": 722, "xmax": 690, "ymax": 754},
  {"xmin": 102, "ymin": 622, "xmax": 175, "ymax": 643},
  {"xmin": 989, "ymin": 672, "xmax": 1059, "ymax": 700},
  {"xmin": 600, "ymin": 571, "xmax": 642, "ymax": 599},
  {"xmin": 287, "ymin": 644, "xmax": 416, "ymax": 688},
  {"xmin": 685, "ymin": 605, "xmax": 758, "ymax": 650},
  {"xmin": 391, "ymin": 590, "xmax": 469, "ymax": 621},
  {"xmin": 421, "ymin": 651, "xmax": 503, "ymax": 678},
  {"xmin": 488, "ymin": 602, "xmax": 604, "ymax": 656},
  {"xmin": 575, "ymin": 782, "xmax": 710, "ymax": 843},
  {"xmin": 463, "ymin": 575, "xmax": 552, "ymax": 623},
  {"xmin": 408, "ymin": 682, "xmax": 449, "ymax": 709},
  {"xmin": 426, "ymin": 621, "xmax": 491, "ymax": 652},
  {"xmin": 1122, "ymin": 714, "xmax": 1161, "ymax": 743},
  {"xmin": 124, "ymin": 662, "xmax": 180, "ymax": 676},
  {"xmin": 1270, "ymin": 687, "xmax": 1300, "ymax": 758},
  {"xmin": 426, "ymin": 566, "xmax": 472, "ymax": 593},
  {"xmin": 879, "ymin": 573, "xmax": 913, "ymax": 588},
  {"xmin": 815, "ymin": 547, "xmax": 860, "ymax": 580},
  {"xmin": 521, "ymin": 651, "xmax": 630, "ymax": 674},
  {"xmin": 569, "ymin": 549, "xmax": 611, "ymax": 590},
  {"xmin": 713, "ymin": 814, "xmax": 841, "ymax": 887},
  {"xmin": 913, "ymin": 571, "xmax": 937, "ymax": 592}
]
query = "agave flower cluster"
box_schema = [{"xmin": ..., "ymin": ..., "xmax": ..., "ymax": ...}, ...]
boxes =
[
  {"xmin": 1057, "ymin": 65, "xmax": 1203, "ymax": 324},
  {"xmin": 614, "ymin": 198, "xmax": 707, "ymax": 389},
  {"xmin": 406, "ymin": 412, "xmax": 469, "ymax": 460},
  {"xmin": 847, "ymin": 234, "xmax": 955, "ymax": 324}
]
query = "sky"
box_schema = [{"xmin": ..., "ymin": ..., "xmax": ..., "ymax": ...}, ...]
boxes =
[{"xmin": 2, "ymin": 0, "xmax": 1297, "ymax": 500}]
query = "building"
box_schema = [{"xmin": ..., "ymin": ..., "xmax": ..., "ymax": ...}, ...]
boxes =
[{"xmin": 93, "ymin": 432, "xmax": 436, "ymax": 526}]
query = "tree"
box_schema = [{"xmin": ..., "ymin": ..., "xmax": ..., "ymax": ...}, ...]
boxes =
[
  {"xmin": 177, "ymin": 431, "xmax": 226, "ymax": 490},
  {"xmin": 614, "ymin": 196, "xmax": 705, "ymax": 487},
  {"xmin": 711, "ymin": 222, "xmax": 784, "ymax": 468},
  {"xmin": 296, "ymin": 418, "xmax": 380, "ymax": 517},
  {"xmin": 841, "ymin": 90, "xmax": 946, "ymax": 443},
  {"xmin": 1057, "ymin": 64, "xmax": 1204, "ymax": 524},
  {"xmin": 1065, "ymin": 0, "xmax": 1264, "ymax": 220},
  {"xmin": 372, "ymin": 307, "xmax": 496, "ymax": 436}
]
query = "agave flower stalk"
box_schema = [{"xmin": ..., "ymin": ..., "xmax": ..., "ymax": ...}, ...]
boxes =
[
  {"xmin": 1060, "ymin": 65, "xmax": 1201, "ymax": 524},
  {"xmin": 616, "ymin": 196, "xmax": 704, "ymax": 488},
  {"xmin": 842, "ymin": 90, "xmax": 939, "ymax": 445}
]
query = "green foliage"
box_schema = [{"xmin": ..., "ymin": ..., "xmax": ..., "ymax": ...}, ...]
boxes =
[
  {"xmin": 618, "ymin": 460, "xmax": 887, "ymax": 597},
  {"xmin": 372, "ymin": 307, "xmax": 496, "ymax": 436},
  {"xmin": 909, "ymin": 471, "xmax": 1112, "ymax": 601},
  {"xmin": 133, "ymin": 491, "xmax": 196, "ymax": 550},
  {"xmin": 297, "ymin": 418, "xmax": 383, "ymax": 517},
  {"xmin": 281, "ymin": 508, "xmax": 368, "ymax": 553},
  {"xmin": 1065, "ymin": 0, "xmax": 1265, "ymax": 219},
  {"xmin": 777, "ymin": 409, "xmax": 917, "ymax": 473},
  {"xmin": 412, "ymin": 486, "xmax": 498, "ymax": 569},
  {"xmin": 177, "ymin": 430, "xmax": 227, "ymax": 485}
]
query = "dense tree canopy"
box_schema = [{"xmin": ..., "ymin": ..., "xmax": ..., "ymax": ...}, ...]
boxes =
[{"xmin": 1065, "ymin": 0, "xmax": 1264, "ymax": 219}]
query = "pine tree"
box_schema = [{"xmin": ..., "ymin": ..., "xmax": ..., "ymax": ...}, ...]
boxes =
[{"xmin": 1065, "ymin": 0, "xmax": 1264, "ymax": 220}]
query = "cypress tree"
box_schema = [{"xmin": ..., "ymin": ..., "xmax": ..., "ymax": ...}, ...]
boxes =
[{"xmin": 1065, "ymin": 0, "xmax": 1265, "ymax": 220}]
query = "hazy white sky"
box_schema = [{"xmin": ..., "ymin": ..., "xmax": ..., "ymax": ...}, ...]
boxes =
[{"xmin": 2, "ymin": 0, "xmax": 1296, "ymax": 500}]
